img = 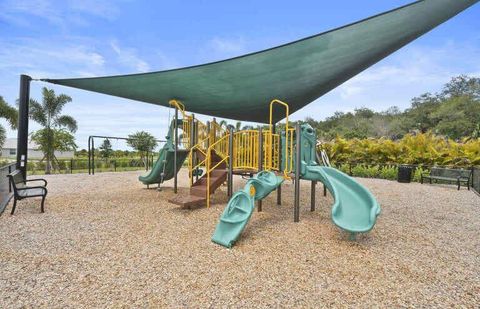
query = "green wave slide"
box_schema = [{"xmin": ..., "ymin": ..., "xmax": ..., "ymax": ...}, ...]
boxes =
[
  {"xmin": 303, "ymin": 165, "xmax": 381, "ymax": 235},
  {"xmin": 139, "ymin": 120, "xmax": 188, "ymax": 185},
  {"xmin": 211, "ymin": 171, "xmax": 284, "ymax": 248}
]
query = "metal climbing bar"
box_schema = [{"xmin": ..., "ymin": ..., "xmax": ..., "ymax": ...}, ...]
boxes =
[{"xmin": 268, "ymin": 99, "xmax": 291, "ymax": 178}]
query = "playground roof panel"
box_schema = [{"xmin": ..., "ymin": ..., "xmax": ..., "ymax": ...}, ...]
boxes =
[{"xmin": 42, "ymin": 0, "xmax": 478, "ymax": 123}]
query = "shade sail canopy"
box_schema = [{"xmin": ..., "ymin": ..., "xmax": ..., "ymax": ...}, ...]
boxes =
[{"xmin": 43, "ymin": 0, "xmax": 478, "ymax": 123}]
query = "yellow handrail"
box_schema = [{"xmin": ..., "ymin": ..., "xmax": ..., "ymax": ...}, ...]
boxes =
[
  {"xmin": 206, "ymin": 133, "xmax": 230, "ymax": 208},
  {"xmin": 168, "ymin": 99, "xmax": 186, "ymax": 118},
  {"xmin": 268, "ymin": 99, "xmax": 291, "ymax": 179}
]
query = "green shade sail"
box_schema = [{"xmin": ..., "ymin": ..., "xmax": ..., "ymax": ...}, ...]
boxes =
[{"xmin": 43, "ymin": 0, "xmax": 478, "ymax": 123}]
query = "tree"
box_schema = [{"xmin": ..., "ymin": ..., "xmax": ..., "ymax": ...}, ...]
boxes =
[
  {"xmin": 31, "ymin": 129, "xmax": 77, "ymax": 167},
  {"xmin": 441, "ymin": 75, "xmax": 480, "ymax": 100},
  {"xmin": 99, "ymin": 139, "xmax": 113, "ymax": 162},
  {"xmin": 127, "ymin": 131, "xmax": 158, "ymax": 167},
  {"xmin": 29, "ymin": 87, "xmax": 78, "ymax": 173},
  {"xmin": 0, "ymin": 96, "xmax": 18, "ymax": 149}
]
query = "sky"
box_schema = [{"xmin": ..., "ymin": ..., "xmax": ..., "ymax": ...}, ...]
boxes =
[{"xmin": 0, "ymin": 0, "xmax": 479, "ymax": 150}]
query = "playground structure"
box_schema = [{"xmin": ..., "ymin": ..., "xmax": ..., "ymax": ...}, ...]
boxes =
[
  {"xmin": 138, "ymin": 98, "xmax": 381, "ymax": 247},
  {"xmin": 10, "ymin": 1, "xmax": 478, "ymax": 244}
]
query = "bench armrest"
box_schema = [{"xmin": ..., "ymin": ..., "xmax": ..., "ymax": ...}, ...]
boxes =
[{"xmin": 25, "ymin": 178, "xmax": 48, "ymax": 186}]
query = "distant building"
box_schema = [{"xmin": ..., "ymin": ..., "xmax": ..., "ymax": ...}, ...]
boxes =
[{"xmin": 1, "ymin": 138, "xmax": 74, "ymax": 159}]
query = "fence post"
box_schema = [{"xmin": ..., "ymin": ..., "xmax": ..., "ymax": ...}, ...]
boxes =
[{"xmin": 70, "ymin": 159, "xmax": 73, "ymax": 174}]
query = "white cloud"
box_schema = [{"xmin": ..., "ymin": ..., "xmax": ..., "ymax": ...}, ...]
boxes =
[
  {"xmin": 0, "ymin": 0, "xmax": 121, "ymax": 29},
  {"xmin": 209, "ymin": 37, "xmax": 247, "ymax": 55},
  {"xmin": 110, "ymin": 40, "xmax": 150, "ymax": 73},
  {"xmin": 67, "ymin": 0, "xmax": 120, "ymax": 20},
  {"xmin": 0, "ymin": 38, "xmax": 106, "ymax": 78}
]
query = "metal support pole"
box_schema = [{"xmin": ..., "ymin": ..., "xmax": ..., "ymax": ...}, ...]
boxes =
[
  {"xmin": 323, "ymin": 184, "xmax": 327, "ymax": 196},
  {"xmin": 275, "ymin": 124, "xmax": 282, "ymax": 205},
  {"xmin": 92, "ymin": 138, "xmax": 95, "ymax": 175},
  {"xmin": 88, "ymin": 136, "xmax": 92, "ymax": 175},
  {"xmin": 257, "ymin": 128, "xmax": 263, "ymax": 212},
  {"xmin": 195, "ymin": 120, "xmax": 199, "ymax": 182},
  {"xmin": 16, "ymin": 75, "xmax": 31, "ymax": 178},
  {"xmin": 228, "ymin": 126, "xmax": 234, "ymax": 197},
  {"xmin": 294, "ymin": 123, "xmax": 301, "ymax": 222},
  {"xmin": 174, "ymin": 107, "xmax": 178, "ymax": 194},
  {"xmin": 311, "ymin": 181, "xmax": 316, "ymax": 211}
]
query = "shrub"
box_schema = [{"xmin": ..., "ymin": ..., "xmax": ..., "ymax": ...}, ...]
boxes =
[{"xmin": 379, "ymin": 166, "xmax": 397, "ymax": 180}]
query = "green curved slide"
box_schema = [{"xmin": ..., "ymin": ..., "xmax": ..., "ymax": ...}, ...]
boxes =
[
  {"xmin": 303, "ymin": 165, "xmax": 381, "ymax": 234},
  {"xmin": 211, "ymin": 171, "xmax": 284, "ymax": 248},
  {"xmin": 139, "ymin": 119, "xmax": 188, "ymax": 185},
  {"xmin": 138, "ymin": 146, "xmax": 188, "ymax": 185}
]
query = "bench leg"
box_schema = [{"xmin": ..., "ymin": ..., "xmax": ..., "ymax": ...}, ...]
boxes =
[
  {"xmin": 41, "ymin": 196, "xmax": 46, "ymax": 213},
  {"xmin": 11, "ymin": 198, "xmax": 17, "ymax": 215}
]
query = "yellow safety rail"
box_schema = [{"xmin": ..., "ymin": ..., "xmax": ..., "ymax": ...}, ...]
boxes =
[
  {"xmin": 262, "ymin": 130, "xmax": 280, "ymax": 170},
  {"xmin": 206, "ymin": 134, "xmax": 230, "ymax": 207},
  {"xmin": 233, "ymin": 130, "xmax": 259, "ymax": 171},
  {"xmin": 188, "ymin": 119, "xmax": 226, "ymax": 187},
  {"xmin": 268, "ymin": 99, "xmax": 292, "ymax": 178}
]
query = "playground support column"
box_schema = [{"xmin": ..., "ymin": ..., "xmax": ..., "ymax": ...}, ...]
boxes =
[
  {"xmin": 16, "ymin": 74, "xmax": 31, "ymax": 178},
  {"xmin": 190, "ymin": 114, "xmax": 196, "ymax": 181},
  {"xmin": 88, "ymin": 136, "xmax": 91, "ymax": 175},
  {"xmin": 324, "ymin": 184, "xmax": 327, "ymax": 196},
  {"xmin": 173, "ymin": 106, "xmax": 178, "ymax": 194},
  {"xmin": 294, "ymin": 123, "xmax": 301, "ymax": 222},
  {"xmin": 227, "ymin": 126, "xmax": 234, "ymax": 197},
  {"xmin": 311, "ymin": 181, "xmax": 316, "ymax": 211},
  {"xmin": 257, "ymin": 128, "xmax": 263, "ymax": 212},
  {"xmin": 274, "ymin": 124, "xmax": 282, "ymax": 206},
  {"xmin": 92, "ymin": 138, "xmax": 95, "ymax": 175}
]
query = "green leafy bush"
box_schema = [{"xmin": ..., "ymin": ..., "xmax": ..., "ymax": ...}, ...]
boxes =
[
  {"xmin": 379, "ymin": 166, "xmax": 397, "ymax": 180},
  {"xmin": 322, "ymin": 132, "xmax": 480, "ymax": 167}
]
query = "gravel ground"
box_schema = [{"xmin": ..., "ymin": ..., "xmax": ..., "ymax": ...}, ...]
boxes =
[{"xmin": 0, "ymin": 169, "xmax": 478, "ymax": 308}]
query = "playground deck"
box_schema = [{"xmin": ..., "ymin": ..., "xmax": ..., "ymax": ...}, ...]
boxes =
[{"xmin": 0, "ymin": 170, "xmax": 478, "ymax": 307}]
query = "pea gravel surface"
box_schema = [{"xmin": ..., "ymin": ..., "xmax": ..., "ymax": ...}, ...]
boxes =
[{"xmin": 0, "ymin": 169, "xmax": 478, "ymax": 308}]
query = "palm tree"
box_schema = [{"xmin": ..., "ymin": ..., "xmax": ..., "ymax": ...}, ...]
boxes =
[
  {"xmin": 0, "ymin": 96, "xmax": 18, "ymax": 149},
  {"xmin": 29, "ymin": 87, "xmax": 78, "ymax": 174},
  {"xmin": 235, "ymin": 121, "xmax": 242, "ymax": 131}
]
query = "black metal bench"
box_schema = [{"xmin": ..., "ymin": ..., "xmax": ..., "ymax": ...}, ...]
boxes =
[
  {"xmin": 7, "ymin": 170, "xmax": 48, "ymax": 215},
  {"xmin": 421, "ymin": 167, "xmax": 471, "ymax": 190}
]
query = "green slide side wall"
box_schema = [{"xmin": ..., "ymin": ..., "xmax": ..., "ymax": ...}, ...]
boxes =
[
  {"xmin": 139, "ymin": 119, "xmax": 187, "ymax": 185},
  {"xmin": 211, "ymin": 171, "xmax": 284, "ymax": 248}
]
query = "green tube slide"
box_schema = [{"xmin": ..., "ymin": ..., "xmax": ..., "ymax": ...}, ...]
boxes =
[
  {"xmin": 139, "ymin": 118, "xmax": 187, "ymax": 185},
  {"xmin": 303, "ymin": 165, "xmax": 381, "ymax": 235},
  {"xmin": 138, "ymin": 146, "xmax": 188, "ymax": 185},
  {"xmin": 211, "ymin": 171, "xmax": 284, "ymax": 248}
]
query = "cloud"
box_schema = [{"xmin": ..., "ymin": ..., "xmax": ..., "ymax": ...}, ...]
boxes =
[
  {"xmin": 0, "ymin": 0, "xmax": 121, "ymax": 29},
  {"xmin": 110, "ymin": 40, "xmax": 150, "ymax": 73},
  {"xmin": 196, "ymin": 36, "xmax": 248, "ymax": 62},
  {"xmin": 67, "ymin": 0, "xmax": 120, "ymax": 21},
  {"xmin": 0, "ymin": 38, "xmax": 106, "ymax": 78}
]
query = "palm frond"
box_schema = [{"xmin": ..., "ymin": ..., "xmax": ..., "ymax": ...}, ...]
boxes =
[
  {"xmin": 29, "ymin": 99, "xmax": 48, "ymax": 126},
  {"xmin": 55, "ymin": 115, "xmax": 78, "ymax": 132},
  {"xmin": 0, "ymin": 96, "xmax": 18, "ymax": 129}
]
